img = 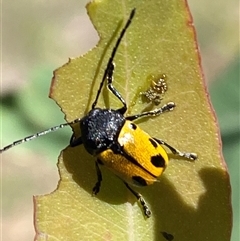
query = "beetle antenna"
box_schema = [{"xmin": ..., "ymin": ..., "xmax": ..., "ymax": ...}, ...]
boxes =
[
  {"xmin": 91, "ymin": 8, "xmax": 136, "ymax": 109},
  {"xmin": 0, "ymin": 118, "xmax": 81, "ymax": 153}
]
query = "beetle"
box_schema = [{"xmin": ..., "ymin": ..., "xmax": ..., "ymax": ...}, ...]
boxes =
[{"xmin": 0, "ymin": 9, "xmax": 197, "ymax": 218}]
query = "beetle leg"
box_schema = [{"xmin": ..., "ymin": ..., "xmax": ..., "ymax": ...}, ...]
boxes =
[
  {"xmin": 154, "ymin": 138, "xmax": 197, "ymax": 161},
  {"xmin": 126, "ymin": 102, "xmax": 175, "ymax": 121},
  {"xmin": 106, "ymin": 62, "xmax": 127, "ymax": 114},
  {"xmin": 92, "ymin": 161, "xmax": 103, "ymax": 195},
  {"xmin": 124, "ymin": 182, "xmax": 152, "ymax": 218}
]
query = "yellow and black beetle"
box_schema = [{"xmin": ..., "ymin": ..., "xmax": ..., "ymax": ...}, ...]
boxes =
[{"xmin": 0, "ymin": 9, "xmax": 197, "ymax": 218}]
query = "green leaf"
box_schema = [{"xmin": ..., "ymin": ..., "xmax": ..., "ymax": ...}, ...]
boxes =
[{"xmin": 35, "ymin": 0, "xmax": 232, "ymax": 240}]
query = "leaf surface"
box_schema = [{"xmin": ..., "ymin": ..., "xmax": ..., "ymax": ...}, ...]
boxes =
[{"xmin": 35, "ymin": 0, "xmax": 232, "ymax": 240}]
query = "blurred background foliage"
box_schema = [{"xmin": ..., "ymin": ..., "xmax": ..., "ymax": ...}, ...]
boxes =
[{"xmin": 1, "ymin": 0, "xmax": 239, "ymax": 240}]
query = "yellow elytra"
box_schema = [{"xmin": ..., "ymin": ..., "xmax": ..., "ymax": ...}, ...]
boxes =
[{"xmin": 98, "ymin": 120, "xmax": 169, "ymax": 187}]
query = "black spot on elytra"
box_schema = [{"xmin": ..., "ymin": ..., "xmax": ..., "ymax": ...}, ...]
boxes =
[
  {"xmin": 132, "ymin": 176, "xmax": 147, "ymax": 186},
  {"xmin": 129, "ymin": 122, "xmax": 137, "ymax": 130},
  {"xmin": 149, "ymin": 138, "xmax": 158, "ymax": 148},
  {"xmin": 151, "ymin": 155, "xmax": 165, "ymax": 167}
]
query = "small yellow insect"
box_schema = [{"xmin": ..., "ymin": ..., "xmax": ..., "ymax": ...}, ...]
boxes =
[{"xmin": 0, "ymin": 9, "xmax": 197, "ymax": 218}]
